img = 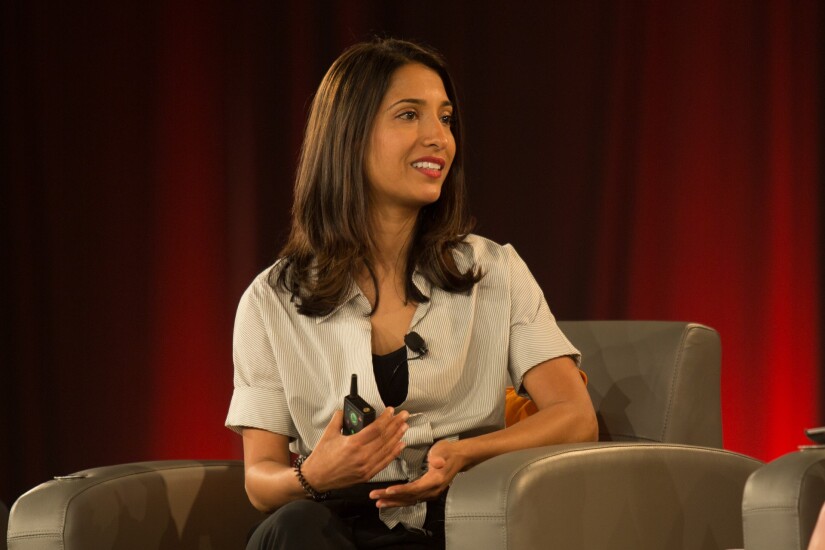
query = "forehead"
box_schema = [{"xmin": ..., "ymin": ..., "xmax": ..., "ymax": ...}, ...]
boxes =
[{"xmin": 382, "ymin": 63, "xmax": 449, "ymax": 103}]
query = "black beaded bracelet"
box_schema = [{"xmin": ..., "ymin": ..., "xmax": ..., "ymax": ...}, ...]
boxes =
[{"xmin": 293, "ymin": 455, "xmax": 329, "ymax": 501}]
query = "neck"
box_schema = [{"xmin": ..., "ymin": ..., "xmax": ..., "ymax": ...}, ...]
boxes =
[{"xmin": 368, "ymin": 206, "xmax": 418, "ymax": 275}]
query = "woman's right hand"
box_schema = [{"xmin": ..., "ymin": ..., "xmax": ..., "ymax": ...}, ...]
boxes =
[{"xmin": 300, "ymin": 407, "xmax": 409, "ymax": 492}]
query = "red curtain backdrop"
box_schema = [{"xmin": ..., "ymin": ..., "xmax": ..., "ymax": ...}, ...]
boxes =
[
  {"xmin": 588, "ymin": 2, "xmax": 822, "ymax": 458},
  {"xmin": 2, "ymin": 0, "xmax": 821, "ymax": 505},
  {"xmin": 149, "ymin": 0, "xmax": 232, "ymax": 460}
]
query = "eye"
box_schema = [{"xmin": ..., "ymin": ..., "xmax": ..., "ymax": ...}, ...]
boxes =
[
  {"xmin": 398, "ymin": 110, "xmax": 418, "ymax": 121},
  {"xmin": 440, "ymin": 113, "xmax": 454, "ymax": 126}
]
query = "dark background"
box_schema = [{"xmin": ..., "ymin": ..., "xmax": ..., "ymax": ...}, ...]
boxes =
[{"xmin": 2, "ymin": 0, "xmax": 823, "ymax": 507}]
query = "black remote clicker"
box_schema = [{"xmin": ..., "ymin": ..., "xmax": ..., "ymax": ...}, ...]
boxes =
[
  {"xmin": 343, "ymin": 374, "xmax": 376, "ymax": 435},
  {"xmin": 805, "ymin": 426, "xmax": 825, "ymax": 445}
]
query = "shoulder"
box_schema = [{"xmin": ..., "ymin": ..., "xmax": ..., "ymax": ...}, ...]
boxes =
[
  {"xmin": 454, "ymin": 233, "xmax": 518, "ymax": 272},
  {"xmin": 238, "ymin": 259, "xmax": 293, "ymax": 314}
]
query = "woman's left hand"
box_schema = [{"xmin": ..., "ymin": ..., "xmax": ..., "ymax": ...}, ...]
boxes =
[{"xmin": 368, "ymin": 439, "xmax": 467, "ymax": 508}]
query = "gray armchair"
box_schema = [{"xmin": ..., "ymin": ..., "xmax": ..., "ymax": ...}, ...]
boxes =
[
  {"xmin": 7, "ymin": 461, "xmax": 263, "ymax": 549},
  {"xmin": 742, "ymin": 447, "xmax": 825, "ymax": 550},
  {"xmin": 8, "ymin": 321, "xmax": 762, "ymax": 549},
  {"xmin": 446, "ymin": 321, "xmax": 761, "ymax": 549}
]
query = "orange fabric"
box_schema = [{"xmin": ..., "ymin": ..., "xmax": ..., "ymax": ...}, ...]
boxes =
[
  {"xmin": 504, "ymin": 369, "xmax": 588, "ymax": 427},
  {"xmin": 505, "ymin": 386, "xmax": 539, "ymax": 427}
]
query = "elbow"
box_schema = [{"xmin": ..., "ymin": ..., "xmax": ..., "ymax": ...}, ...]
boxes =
[
  {"xmin": 581, "ymin": 409, "xmax": 599, "ymax": 442},
  {"xmin": 245, "ymin": 482, "xmax": 276, "ymax": 514},
  {"xmin": 571, "ymin": 405, "xmax": 599, "ymax": 443},
  {"xmin": 250, "ymin": 499, "xmax": 273, "ymax": 514}
]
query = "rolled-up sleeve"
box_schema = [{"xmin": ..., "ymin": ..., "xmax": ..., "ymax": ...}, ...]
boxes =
[
  {"xmin": 225, "ymin": 282, "xmax": 298, "ymax": 439},
  {"xmin": 505, "ymin": 245, "xmax": 580, "ymax": 396}
]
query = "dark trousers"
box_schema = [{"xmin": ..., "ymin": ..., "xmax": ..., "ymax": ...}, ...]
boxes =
[{"xmin": 246, "ymin": 482, "xmax": 446, "ymax": 550}]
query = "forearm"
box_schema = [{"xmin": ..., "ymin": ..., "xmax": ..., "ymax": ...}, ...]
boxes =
[
  {"xmin": 369, "ymin": 400, "xmax": 597, "ymax": 508},
  {"xmin": 244, "ymin": 459, "xmax": 309, "ymax": 512},
  {"xmin": 453, "ymin": 356, "xmax": 599, "ymax": 469},
  {"xmin": 457, "ymin": 399, "xmax": 598, "ymax": 469}
]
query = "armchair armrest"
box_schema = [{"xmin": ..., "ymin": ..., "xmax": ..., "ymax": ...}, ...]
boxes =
[
  {"xmin": 8, "ymin": 460, "xmax": 264, "ymax": 550},
  {"xmin": 743, "ymin": 448, "xmax": 825, "ymax": 550},
  {"xmin": 445, "ymin": 442, "xmax": 761, "ymax": 550}
]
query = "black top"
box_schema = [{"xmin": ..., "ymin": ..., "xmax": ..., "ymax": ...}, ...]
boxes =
[{"xmin": 372, "ymin": 346, "xmax": 409, "ymax": 407}]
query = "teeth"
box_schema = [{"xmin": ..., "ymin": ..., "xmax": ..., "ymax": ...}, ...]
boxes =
[{"xmin": 412, "ymin": 161, "xmax": 442, "ymax": 170}]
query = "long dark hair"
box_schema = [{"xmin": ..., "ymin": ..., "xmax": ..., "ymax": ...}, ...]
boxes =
[{"xmin": 274, "ymin": 37, "xmax": 481, "ymax": 316}]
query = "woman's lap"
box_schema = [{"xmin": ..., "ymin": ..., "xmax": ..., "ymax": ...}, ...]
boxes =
[{"xmin": 246, "ymin": 485, "xmax": 445, "ymax": 550}]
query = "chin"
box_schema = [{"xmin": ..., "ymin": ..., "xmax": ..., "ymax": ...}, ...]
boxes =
[
  {"xmin": 421, "ymin": 185, "xmax": 444, "ymax": 203},
  {"xmin": 417, "ymin": 194, "xmax": 442, "ymax": 208}
]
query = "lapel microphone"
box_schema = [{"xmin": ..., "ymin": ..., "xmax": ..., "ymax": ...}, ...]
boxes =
[
  {"xmin": 404, "ymin": 331, "xmax": 428, "ymax": 360},
  {"xmin": 388, "ymin": 332, "xmax": 428, "ymax": 380}
]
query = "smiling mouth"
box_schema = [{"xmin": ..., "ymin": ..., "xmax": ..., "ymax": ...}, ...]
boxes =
[
  {"xmin": 411, "ymin": 160, "xmax": 445, "ymax": 179},
  {"xmin": 411, "ymin": 160, "xmax": 443, "ymax": 170}
]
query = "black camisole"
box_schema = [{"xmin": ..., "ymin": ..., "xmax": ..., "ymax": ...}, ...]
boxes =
[{"xmin": 371, "ymin": 346, "xmax": 409, "ymax": 407}]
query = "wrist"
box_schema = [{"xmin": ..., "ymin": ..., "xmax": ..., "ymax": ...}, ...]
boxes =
[
  {"xmin": 294, "ymin": 455, "xmax": 330, "ymax": 500},
  {"xmin": 453, "ymin": 438, "xmax": 485, "ymax": 471}
]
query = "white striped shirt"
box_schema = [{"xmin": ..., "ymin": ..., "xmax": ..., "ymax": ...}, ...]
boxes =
[{"xmin": 225, "ymin": 234, "xmax": 580, "ymax": 530}]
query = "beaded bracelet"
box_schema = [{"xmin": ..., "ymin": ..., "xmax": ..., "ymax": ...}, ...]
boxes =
[{"xmin": 293, "ymin": 455, "xmax": 329, "ymax": 501}]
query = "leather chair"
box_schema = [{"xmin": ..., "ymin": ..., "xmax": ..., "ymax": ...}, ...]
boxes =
[
  {"xmin": 7, "ymin": 461, "xmax": 262, "ymax": 550},
  {"xmin": 446, "ymin": 321, "xmax": 761, "ymax": 550},
  {"xmin": 742, "ymin": 448, "xmax": 825, "ymax": 550},
  {"xmin": 7, "ymin": 321, "xmax": 762, "ymax": 549}
]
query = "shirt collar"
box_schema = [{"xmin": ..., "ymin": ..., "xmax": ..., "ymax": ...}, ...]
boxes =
[
  {"xmin": 413, "ymin": 270, "xmax": 433, "ymax": 302},
  {"xmin": 315, "ymin": 280, "xmax": 363, "ymax": 323},
  {"xmin": 314, "ymin": 269, "xmax": 432, "ymax": 324}
]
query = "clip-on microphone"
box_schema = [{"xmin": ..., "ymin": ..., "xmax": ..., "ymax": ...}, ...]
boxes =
[
  {"xmin": 404, "ymin": 331, "xmax": 428, "ymax": 360},
  {"xmin": 389, "ymin": 331, "xmax": 428, "ymax": 379}
]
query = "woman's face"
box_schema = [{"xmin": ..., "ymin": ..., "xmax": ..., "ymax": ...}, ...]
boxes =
[{"xmin": 364, "ymin": 63, "xmax": 456, "ymax": 215}]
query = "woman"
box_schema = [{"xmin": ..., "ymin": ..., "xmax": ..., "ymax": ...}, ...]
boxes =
[{"xmin": 226, "ymin": 37, "xmax": 597, "ymax": 549}]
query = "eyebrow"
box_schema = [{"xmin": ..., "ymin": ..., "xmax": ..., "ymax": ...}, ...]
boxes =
[{"xmin": 387, "ymin": 98, "xmax": 453, "ymax": 110}]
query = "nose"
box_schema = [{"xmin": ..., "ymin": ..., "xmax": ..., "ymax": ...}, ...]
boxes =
[{"xmin": 421, "ymin": 114, "xmax": 450, "ymax": 150}]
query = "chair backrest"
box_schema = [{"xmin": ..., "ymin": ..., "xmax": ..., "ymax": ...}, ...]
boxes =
[{"xmin": 558, "ymin": 321, "xmax": 722, "ymax": 448}]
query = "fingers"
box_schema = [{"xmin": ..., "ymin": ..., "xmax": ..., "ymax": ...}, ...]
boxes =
[
  {"xmin": 354, "ymin": 408, "xmax": 409, "ymax": 455},
  {"xmin": 370, "ymin": 473, "xmax": 444, "ymax": 508},
  {"xmin": 358, "ymin": 407, "xmax": 408, "ymax": 439},
  {"xmin": 377, "ymin": 414, "xmax": 409, "ymax": 454},
  {"xmin": 369, "ymin": 441, "xmax": 464, "ymax": 508},
  {"xmin": 339, "ymin": 407, "xmax": 409, "ymax": 481},
  {"xmin": 358, "ymin": 409, "xmax": 408, "ymax": 478},
  {"xmin": 374, "ymin": 497, "xmax": 418, "ymax": 508}
]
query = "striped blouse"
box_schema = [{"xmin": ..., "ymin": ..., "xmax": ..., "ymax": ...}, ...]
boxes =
[{"xmin": 225, "ymin": 234, "xmax": 580, "ymax": 530}]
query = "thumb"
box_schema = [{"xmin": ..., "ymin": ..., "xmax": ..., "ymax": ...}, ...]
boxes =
[
  {"xmin": 322, "ymin": 410, "xmax": 344, "ymax": 439},
  {"xmin": 427, "ymin": 450, "xmax": 447, "ymax": 469}
]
